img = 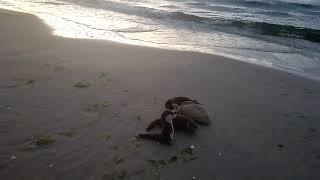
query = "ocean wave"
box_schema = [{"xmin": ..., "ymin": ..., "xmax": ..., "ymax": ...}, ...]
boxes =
[
  {"xmin": 282, "ymin": 2, "xmax": 318, "ymax": 8},
  {"xmin": 186, "ymin": 2, "xmax": 209, "ymax": 6},
  {"xmin": 206, "ymin": 5, "xmax": 245, "ymax": 13},
  {"xmin": 159, "ymin": 5, "xmax": 178, "ymax": 9},
  {"xmin": 258, "ymin": 10, "xmax": 293, "ymax": 17},
  {"xmin": 170, "ymin": 11, "xmax": 204, "ymax": 22},
  {"xmin": 56, "ymin": 0, "xmax": 320, "ymax": 43},
  {"xmin": 238, "ymin": 0, "xmax": 319, "ymax": 8},
  {"xmin": 111, "ymin": 27, "xmax": 158, "ymax": 33},
  {"xmin": 168, "ymin": 11, "xmax": 320, "ymax": 43}
]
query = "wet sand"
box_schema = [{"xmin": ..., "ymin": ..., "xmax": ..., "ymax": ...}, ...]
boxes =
[{"xmin": 1, "ymin": 9, "xmax": 320, "ymax": 180}]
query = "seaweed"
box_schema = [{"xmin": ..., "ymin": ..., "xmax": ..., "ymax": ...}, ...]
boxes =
[
  {"xmin": 147, "ymin": 160, "xmax": 162, "ymax": 179},
  {"xmin": 179, "ymin": 146, "xmax": 197, "ymax": 162},
  {"xmin": 4, "ymin": 78, "xmax": 36, "ymax": 88},
  {"xmin": 58, "ymin": 131, "xmax": 77, "ymax": 138},
  {"xmin": 35, "ymin": 136, "xmax": 56, "ymax": 146},
  {"xmin": 85, "ymin": 101, "xmax": 110, "ymax": 113},
  {"xmin": 25, "ymin": 80, "xmax": 35, "ymax": 85},
  {"xmin": 74, "ymin": 80, "xmax": 91, "ymax": 88},
  {"xmin": 146, "ymin": 145, "xmax": 197, "ymax": 179}
]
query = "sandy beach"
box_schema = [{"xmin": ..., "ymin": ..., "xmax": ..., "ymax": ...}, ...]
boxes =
[{"xmin": 1, "ymin": 9, "xmax": 320, "ymax": 180}]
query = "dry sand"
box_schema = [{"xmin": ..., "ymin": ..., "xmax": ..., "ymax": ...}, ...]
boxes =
[{"xmin": 0, "ymin": 9, "xmax": 320, "ymax": 180}]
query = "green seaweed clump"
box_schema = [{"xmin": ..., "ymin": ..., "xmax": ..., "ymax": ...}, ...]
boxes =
[
  {"xmin": 25, "ymin": 80, "xmax": 35, "ymax": 85},
  {"xmin": 35, "ymin": 136, "xmax": 56, "ymax": 146},
  {"xmin": 74, "ymin": 80, "xmax": 91, "ymax": 88},
  {"xmin": 147, "ymin": 160, "xmax": 165, "ymax": 179},
  {"xmin": 58, "ymin": 131, "xmax": 77, "ymax": 138},
  {"xmin": 180, "ymin": 146, "xmax": 197, "ymax": 162},
  {"xmin": 146, "ymin": 146, "xmax": 197, "ymax": 179}
]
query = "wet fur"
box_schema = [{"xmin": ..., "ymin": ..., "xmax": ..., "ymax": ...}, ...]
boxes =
[
  {"xmin": 165, "ymin": 97, "xmax": 199, "ymax": 110},
  {"xmin": 138, "ymin": 110, "xmax": 198, "ymax": 145},
  {"xmin": 166, "ymin": 97, "xmax": 211, "ymax": 126}
]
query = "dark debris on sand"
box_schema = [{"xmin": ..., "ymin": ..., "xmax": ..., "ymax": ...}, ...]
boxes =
[{"xmin": 74, "ymin": 80, "xmax": 91, "ymax": 88}]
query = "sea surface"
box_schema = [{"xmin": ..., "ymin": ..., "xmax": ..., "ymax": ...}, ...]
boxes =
[{"xmin": 1, "ymin": 0, "xmax": 320, "ymax": 80}]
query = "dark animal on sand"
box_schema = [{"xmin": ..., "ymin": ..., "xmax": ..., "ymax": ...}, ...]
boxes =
[
  {"xmin": 165, "ymin": 97, "xmax": 211, "ymax": 125},
  {"xmin": 165, "ymin": 96, "xmax": 199, "ymax": 110},
  {"xmin": 138, "ymin": 110, "xmax": 198, "ymax": 145},
  {"xmin": 173, "ymin": 100, "xmax": 211, "ymax": 126}
]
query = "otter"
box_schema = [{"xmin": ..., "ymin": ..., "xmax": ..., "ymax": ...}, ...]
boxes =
[
  {"xmin": 165, "ymin": 96, "xmax": 199, "ymax": 110},
  {"xmin": 138, "ymin": 110, "xmax": 198, "ymax": 145},
  {"xmin": 173, "ymin": 101, "xmax": 211, "ymax": 125},
  {"xmin": 165, "ymin": 97, "xmax": 211, "ymax": 125}
]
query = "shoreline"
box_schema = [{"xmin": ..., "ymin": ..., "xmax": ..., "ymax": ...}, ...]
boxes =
[
  {"xmin": 1, "ymin": 6, "xmax": 320, "ymax": 82},
  {"xmin": 1, "ymin": 9, "xmax": 320, "ymax": 180}
]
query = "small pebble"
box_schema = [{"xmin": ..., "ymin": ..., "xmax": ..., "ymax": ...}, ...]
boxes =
[
  {"xmin": 277, "ymin": 144, "xmax": 285, "ymax": 149},
  {"xmin": 11, "ymin": 155, "xmax": 16, "ymax": 160},
  {"xmin": 218, "ymin": 152, "xmax": 222, "ymax": 156},
  {"xmin": 190, "ymin": 145, "xmax": 195, "ymax": 149},
  {"xmin": 49, "ymin": 164, "xmax": 55, "ymax": 168},
  {"xmin": 146, "ymin": 107, "xmax": 150, "ymax": 109},
  {"xmin": 192, "ymin": 177, "xmax": 196, "ymax": 180}
]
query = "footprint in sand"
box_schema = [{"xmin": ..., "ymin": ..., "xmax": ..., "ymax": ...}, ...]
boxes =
[
  {"xmin": 43, "ymin": 63, "xmax": 67, "ymax": 72},
  {"xmin": 74, "ymin": 73, "xmax": 112, "ymax": 89},
  {"xmin": 85, "ymin": 102, "xmax": 110, "ymax": 111}
]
